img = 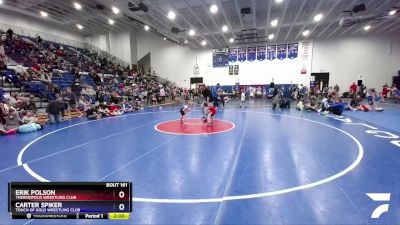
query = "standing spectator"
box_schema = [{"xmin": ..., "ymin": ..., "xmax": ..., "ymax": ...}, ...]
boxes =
[
  {"xmin": 349, "ymin": 82, "xmax": 357, "ymax": 97},
  {"xmin": 46, "ymin": 97, "xmax": 65, "ymax": 123},
  {"xmin": 6, "ymin": 28, "xmax": 13, "ymax": 42},
  {"xmin": 36, "ymin": 35, "xmax": 43, "ymax": 49}
]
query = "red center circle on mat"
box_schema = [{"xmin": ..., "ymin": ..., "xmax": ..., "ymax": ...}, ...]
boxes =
[{"xmin": 155, "ymin": 119, "xmax": 235, "ymax": 135}]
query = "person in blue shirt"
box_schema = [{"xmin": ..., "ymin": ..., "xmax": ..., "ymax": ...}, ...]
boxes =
[
  {"xmin": 326, "ymin": 98, "xmax": 345, "ymax": 116},
  {"xmin": 18, "ymin": 123, "xmax": 43, "ymax": 134}
]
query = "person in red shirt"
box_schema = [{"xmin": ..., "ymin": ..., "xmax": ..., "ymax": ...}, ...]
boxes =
[
  {"xmin": 108, "ymin": 102, "xmax": 123, "ymax": 116},
  {"xmin": 349, "ymin": 82, "xmax": 357, "ymax": 96},
  {"xmin": 381, "ymin": 84, "xmax": 389, "ymax": 102},
  {"xmin": 204, "ymin": 102, "xmax": 217, "ymax": 126}
]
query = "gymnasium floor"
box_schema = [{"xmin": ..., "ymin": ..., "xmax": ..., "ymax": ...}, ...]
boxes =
[{"xmin": 1, "ymin": 100, "xmax": 400, "ymax": 225}]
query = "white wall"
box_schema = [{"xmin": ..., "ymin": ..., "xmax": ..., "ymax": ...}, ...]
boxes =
[
  {"xmin": 0, "ymin": 8, "xmax": 84, "ymax": 44},
  {"xmin": 196, "ymin": 41, "xmax": 313, "ymax": 86},
  {"xmin": 312, "ymin": 34, "xmax": 400, "ymax": 90},
  {"xmin": 109, "ymin": 31, "xmax": 133, "ymax": 64},
  {"xmin": 136, "ymin": 31, "xmax": 197, "ymax": 87}
]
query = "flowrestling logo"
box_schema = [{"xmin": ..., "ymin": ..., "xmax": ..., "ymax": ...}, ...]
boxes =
[{"xmin": 366, "ymin": 193, "xmax": 391, "ymax": 219}]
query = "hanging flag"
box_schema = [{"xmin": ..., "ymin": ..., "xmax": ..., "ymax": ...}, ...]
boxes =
[
  {"xmin": 234, "ymin": 65, "xmax": 239, "ymax": 75},
  {"xmin": 247, "ymin": 47, "xmax": 256, "ymax": 62},
  {"xmin": 267, "ymin": 45, "xmax": 277, "ymax": 61},
  {"xmin": 288, "ymin": 43, "xmax": 298, "ymax": 59},
  {"xmin": 229, "ymin": 48, "xmax": 238, "ymax": 63},
  {"xmin": 257, "ymin": 46, "xmax": 266, "ymax": 61},
  {"xmin": 277, "ymin": 44, "xmax": 288, "ymax": 60},
  {"xmin": 238, "ymin": 47, "xmax": 247, "ymax": 62}
]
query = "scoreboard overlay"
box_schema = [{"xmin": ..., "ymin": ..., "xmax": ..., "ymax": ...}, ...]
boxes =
[{"xmin": 8, "ymin": 182, "xmax": 132, "ymax": 220}]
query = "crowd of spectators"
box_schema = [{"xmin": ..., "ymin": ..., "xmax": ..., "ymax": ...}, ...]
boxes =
[{"xmin": 1, "ymin": 28, "xmax": 185, "ymax": 135}]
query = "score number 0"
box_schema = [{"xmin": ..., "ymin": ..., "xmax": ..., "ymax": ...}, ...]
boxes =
[{"xmin": 118, "ymin": 191, "xmax": 125, "ymax": 211}]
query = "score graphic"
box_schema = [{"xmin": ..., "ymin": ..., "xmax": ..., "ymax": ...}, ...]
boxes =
[
  {"xmin": 8, "ymin": 182, "xmax": 132, "ymax": 220},
  {"xmin": 213, "ymin": 48, "xmax": 229, "ymax": 67}
]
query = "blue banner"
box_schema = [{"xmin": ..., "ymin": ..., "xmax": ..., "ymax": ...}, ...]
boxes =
[
  {"xmin": 257, "ymin": 46, "xmax": 266, "ymax": 61},
  {"xmin": 288, "ymin": 43, "xmax": 298, "ymax": 59},
  {"xmin": 277, "ymin": 44, "xmax": 287, "ymax": 60},
  {"xmin": 247, "ymin": 47, "xmax": 256, "ymax": 62},
  {"xmin": 267, "ymin": 45, "xmax": 276, "ymax": 61},
  {"xmin": 238, "ymin": 47, "xmax": 247, "ymax": 62},
  {"xmin": 229, "ymin": 48, "xmax": 238, "ymax": 63}
]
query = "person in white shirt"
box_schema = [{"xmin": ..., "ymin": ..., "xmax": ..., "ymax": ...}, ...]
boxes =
[{"xmin": 240, "ymin": 91, "xmax": 246, "ymax": 108}]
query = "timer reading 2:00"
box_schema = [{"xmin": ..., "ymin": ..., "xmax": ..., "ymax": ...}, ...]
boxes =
[{"xmin": 109, "ymin": 213, "xmax": 130, "ymax": 220}]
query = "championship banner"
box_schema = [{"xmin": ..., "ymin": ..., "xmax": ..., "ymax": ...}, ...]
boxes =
[
  {"xmin": 288, "ymin": 43, "xmax": 298, "ymax": 59},
  {"xmin": 267, "ymin": 45, "xmax": 277, "ymax": 61},
  {"xmin": 277, "ymin": 44, "xmax": 287, "ymax": 60},
  {"xmin": 234, "ymin": 65, "xmax": 239, "ymax": 75},
  {"xmin": 229, "ymin": 48, "xmax": 238, "ymax": 63},
  {"xmin": 229, "ymin": 65, "xmax": 233, "ymax": 75},
  {"xmin": 257, "ymin": 46, "xmax": 266, "ymax": 61},
  {"xmin": 247, "ymin": 47, "xmax": 256, "ymax": 62},
  {"xmin": 238, "ymin": 47, "xmax": 247, "ymax": 62}
]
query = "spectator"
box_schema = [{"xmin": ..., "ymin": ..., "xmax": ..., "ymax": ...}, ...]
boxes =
[
  {"xmin": 46, "ymin": 97, "xmax": 65, "ymax": 123},
  {"xmin": 21, "ymin": 111, "xmax": 38, "ymax": 124},
  {"xmin": 349, "ymin": 82, "xmax": 357, "ymax": 96}
]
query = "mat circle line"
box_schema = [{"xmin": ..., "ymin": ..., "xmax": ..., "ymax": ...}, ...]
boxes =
[{"xmin": 17, "ymin": 110, "xmax": 364, "ymax": 204}]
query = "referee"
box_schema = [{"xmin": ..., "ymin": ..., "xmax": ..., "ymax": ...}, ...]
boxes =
[{"xmin": 200, "ymin": 85, "xmax": 213, "ymax": 120}]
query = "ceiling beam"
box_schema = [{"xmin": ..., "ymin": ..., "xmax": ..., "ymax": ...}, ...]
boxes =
[
  {"xmin": 166, "ymin": 1, "xmax": 212, "ymax": 47},
  {"xmin": 338, "ymin": 0, "xmax": 391, "ymax": 37},
  {"xmin": 295, "ymin": 0, "xmax": 326, "ymax": 40},
  {"xmin": 275, "ymin": 0, "xmax": 290, "ymax": 41},
  {"xmin": 234, "ymin": 0, "xmax": 244, "ymax": 30},
  {"xmin": 79, "ymin": 0, "xmax": 134, "ymax": 32},
  {"xmin": 285, "ymin": 0, "xmax": 307, "ymax": 41},
  {"xmin": 389, "ymin": 24, "xmax": 400, "ymax": 32},
  {"xmin": 136, "ymin": 2, "xmax": 198, "ymax": 48},
  {"xmin": 308, "ymin": 0, "xmax": 344, "ymax": 39},
  {"xmin": 182, "ymin": 0, "xmax": 222, "ymax": 47},
  {"xmin": 55, "ymin": 0, "xmax": 123, "ymax": 33},
  {"xmin": 199, "ymin": 0, "xmax": 230, "ymax": 46},
  {"xmin": 216, "ymin": 0, "xmax": 236, "ymax": 44},
  {"xmin": 375, "ymin": 20, "xmax": 400, "ymax": 33},
  {"xmin": 326, "ymin": 0, "xmax": 364, "ymax": 38},
  {"xmin": 264, "ymin": 0, "xmax": 272, "ymax": 36},
  {"xmin": 252, "ymin": 0, "xmax": 257, "ymax": 29},
  {"xmin": 145, "ymin": 0, "xmax": 202, "ymax": 48}
]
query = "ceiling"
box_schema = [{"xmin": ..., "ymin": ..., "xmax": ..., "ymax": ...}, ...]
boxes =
[{"xmin": 2, "ymin": 0, "xmax": 400, "ymax": 48}]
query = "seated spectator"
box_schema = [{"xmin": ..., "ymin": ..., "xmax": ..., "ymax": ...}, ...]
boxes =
[
  {"xmin": 349, "ymin": 95, "xmax": 369, "ymax": 112},
  {"xmin": 46, "ymin": 97, "xmax": 65, "ymax": 123},
  {"xmin": 3, "ymin": 108, "xmax": 21, "ymax": 131},
  {"xmin": 25, "ymin": 96, "xmax": 37, "ymax": 112},
  {"xmin": 121, "ymin": 99, "xmax": 133, "ymax": 113},
  {"xmin": 21, "ymin": 111, "xmax": 38, "ymax": 124},
  {"xmin": 323, "ymin": 98, "xmax": 345, "ymax": 116},
  {"xmin": 108, "ymin": 102, "xmax": 123, "ymax": 116},
  {"xmin": 86, "ymin": 107, "xmax": 101, "ymax": 120},
  {"xmin": 78, "ymin": 95, "xmax": 91, "ymax": 113}
]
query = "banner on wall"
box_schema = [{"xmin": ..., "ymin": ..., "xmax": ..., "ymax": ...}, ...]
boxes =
[
  {"xmin": 234, "ymin": 65, "xmax": 239, "ymax": 75},
  {"xmin": 247, "ymin": 47, "xmax": 256, "ymax": 62},
  {"xmin": 288, "ymin": 43, "xmax": 298, "ymax": 59},
  {"xmin": 257, "ymin": 46, "xmax": 266, "ymax": 61},
  {"xmin": 229, "ymin": 65, "xmax": 234, "ymax": 75},
  {"xmin": 229, "ymin": 48, "xmax": 238, "ymax": 63},
  {"xmin": 267, "ymin": 45, "xmax": 277, "ymax": 61},
  {"xmin": 238, "ymin": 47, "xmax": 247, "ymax": 62},
  {"xmin": 277, "ymin": 44, "xmax": 287, "ymax": 60}
]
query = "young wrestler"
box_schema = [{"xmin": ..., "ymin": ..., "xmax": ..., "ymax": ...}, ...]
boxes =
[
  {"xmin": 180, "ymin": 103, "xmax": 191, "ymax": 123},
  {"xmin": 204, "ymin": 102, "xmax": 217, "ymax": 126}
]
